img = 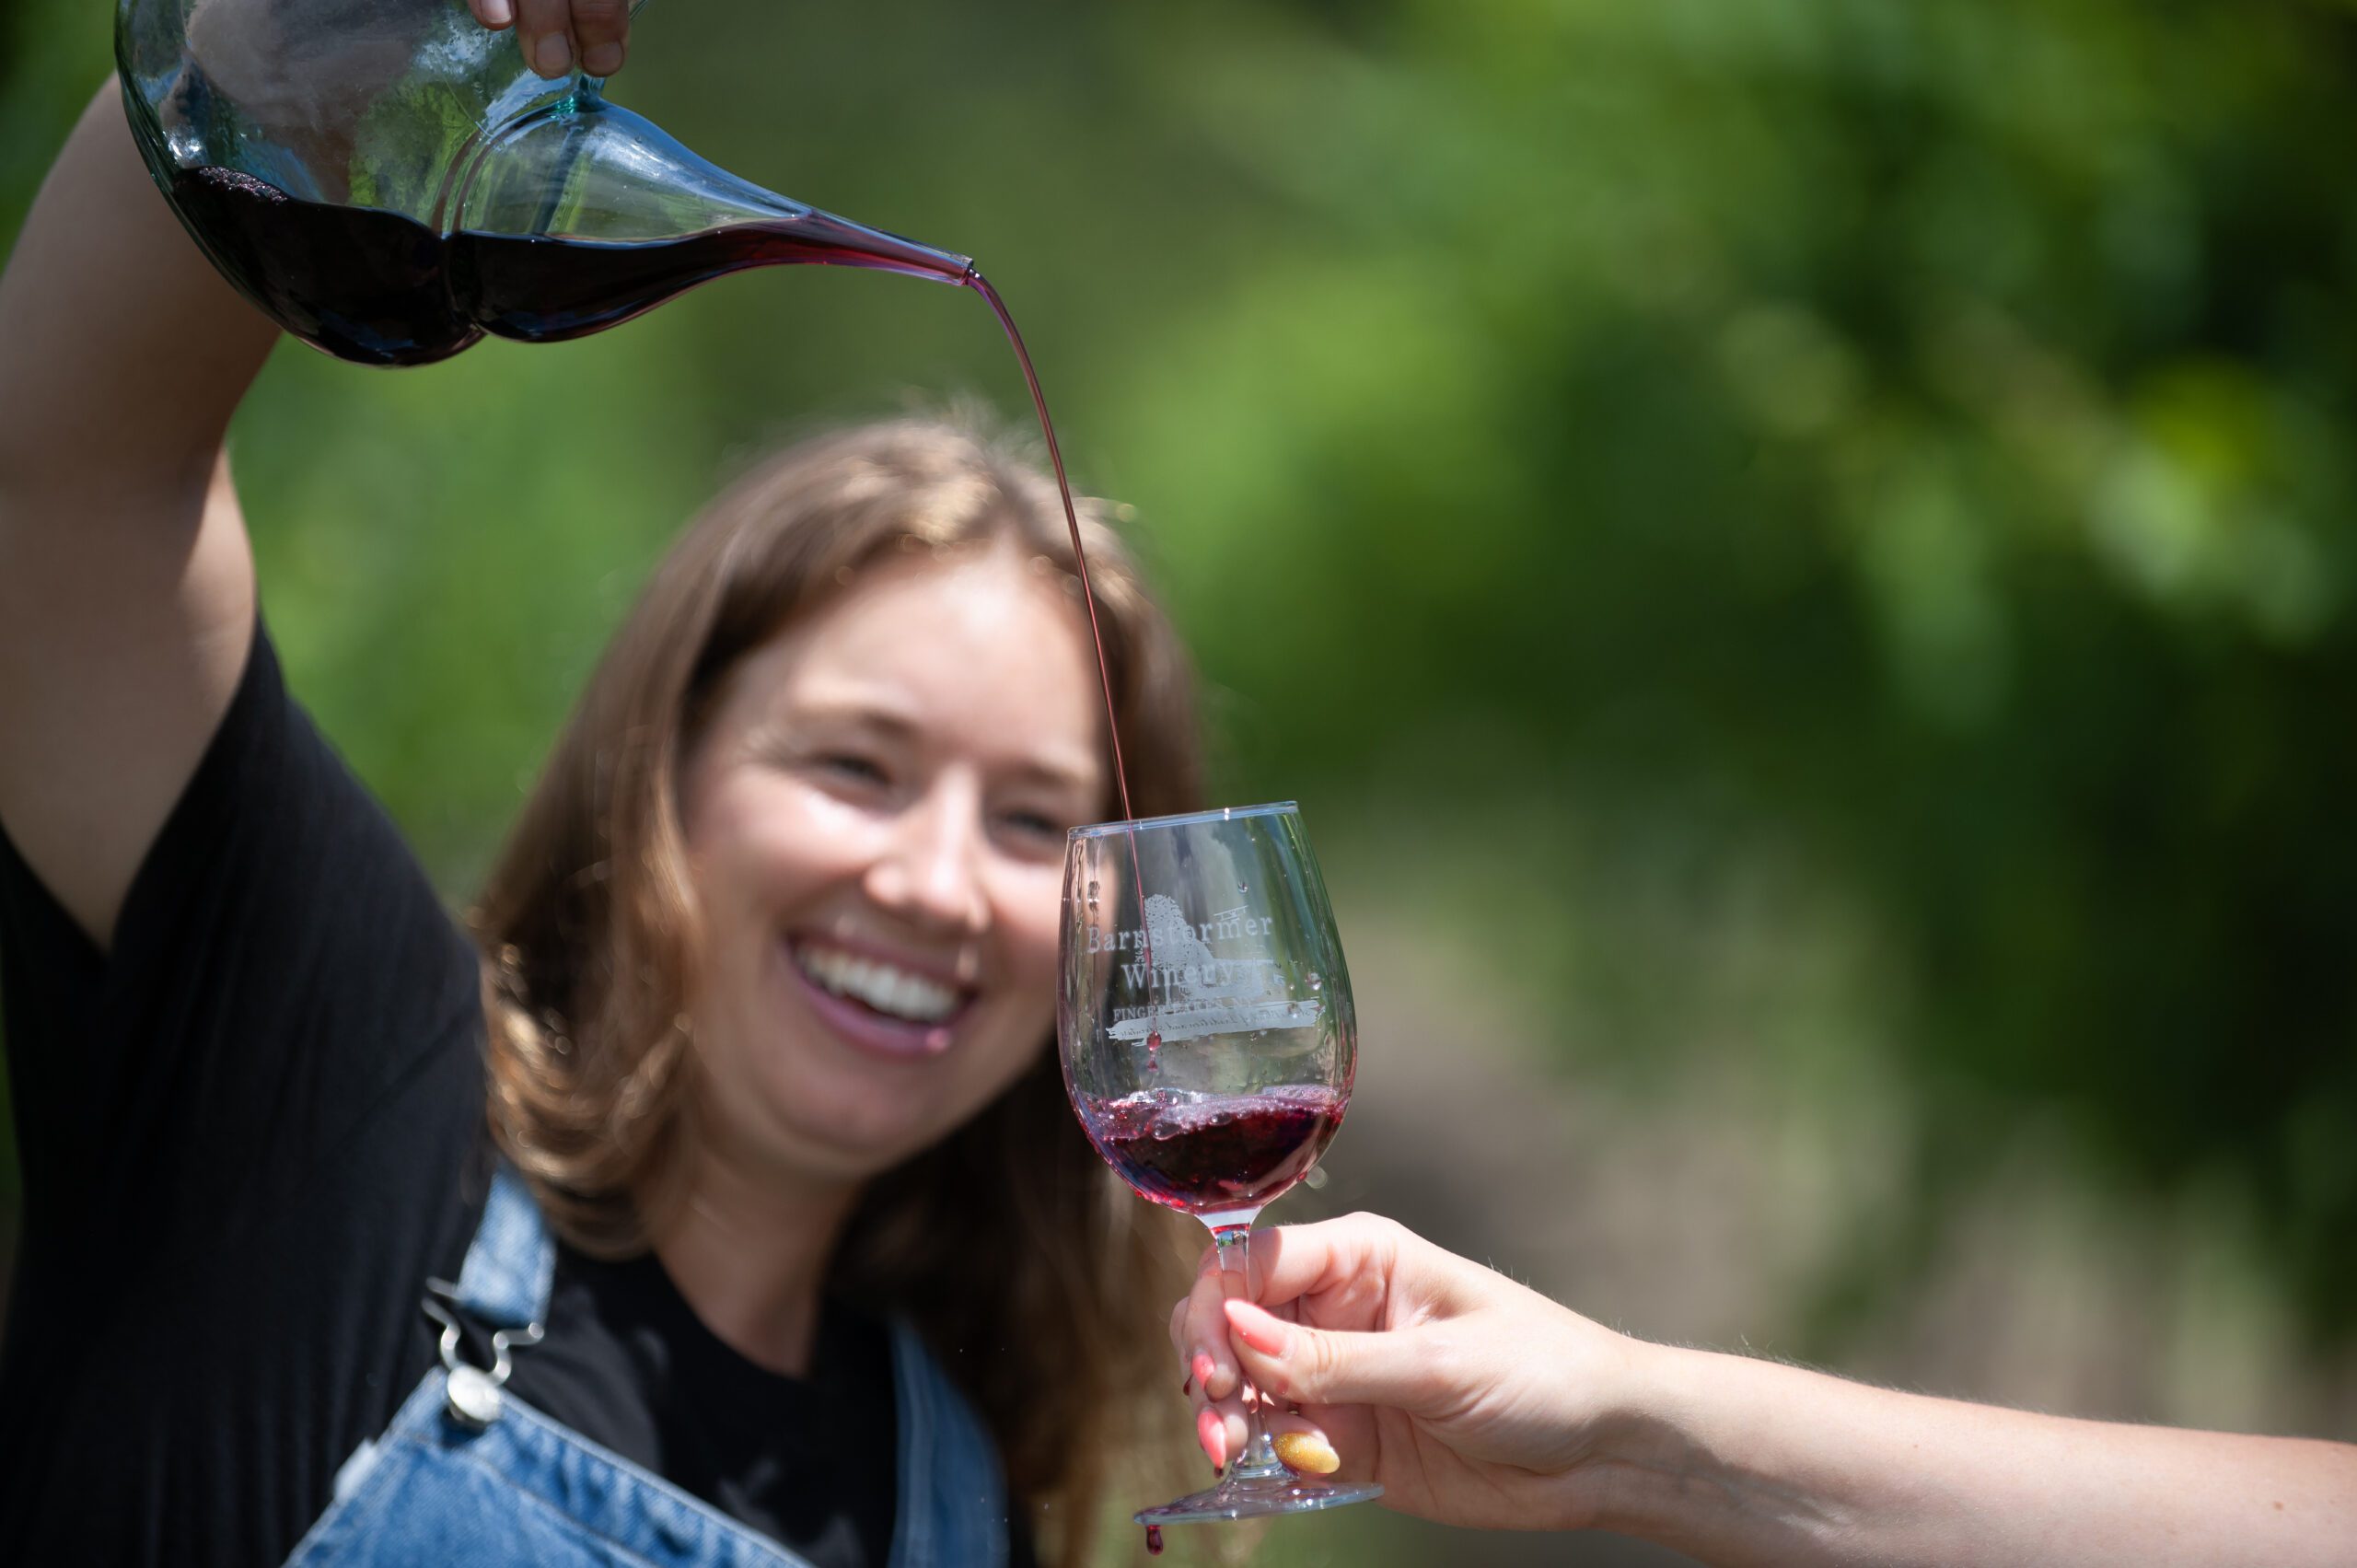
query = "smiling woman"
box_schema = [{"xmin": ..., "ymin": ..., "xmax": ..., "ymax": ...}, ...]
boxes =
[
  {"xmin": 0, "ymin": 75, "xmax": 1204, "ymax": 1568},
  {"xmin": 469, "ymin": 420, "xmax": 1209, "ymax": 1559}
]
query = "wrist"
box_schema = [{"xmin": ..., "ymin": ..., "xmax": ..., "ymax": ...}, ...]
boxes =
[
  {"xmin": 1574, "ymin": 1337, "xmax": 1704, "ymax": 1536},
  {"xmin": 1529, "ymin": 1330, "xmax": 1702, "ymax": 1536},
  {"xmin": 1579, "ymin": 1342, "xmax": 1819, "ymax": 1558}
]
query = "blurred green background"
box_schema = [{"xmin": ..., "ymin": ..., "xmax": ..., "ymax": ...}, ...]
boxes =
[{"xmin": 6, "ymin": 0, "xmax": 2357, "ymax": 1562}]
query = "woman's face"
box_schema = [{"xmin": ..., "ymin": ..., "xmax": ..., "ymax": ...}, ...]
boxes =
[{"xmin": 677, "ymin": 543, "xmax": 1105, "ymax": 1186}]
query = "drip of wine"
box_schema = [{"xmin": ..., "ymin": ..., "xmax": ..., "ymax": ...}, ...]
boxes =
[
  {"xmin": 1082, "ymin": 1086, "xmax": 1347, "ymax": 1216},
  {"xmin": 165, "ymin": 166, "xmax": 1140, "ymax": 819}
]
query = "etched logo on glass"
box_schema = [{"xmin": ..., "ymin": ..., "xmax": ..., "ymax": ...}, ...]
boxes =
[{"xmin": 1097, "ymin": 893, "xmax": 1320, "ymax": 1043}]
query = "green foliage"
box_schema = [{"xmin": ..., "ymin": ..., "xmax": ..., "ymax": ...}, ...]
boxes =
[{"xmin": 4, "ymin": 0, "xmax": 2355, "ymax": 1340}]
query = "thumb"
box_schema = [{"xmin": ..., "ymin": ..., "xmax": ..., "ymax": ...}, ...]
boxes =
[{"xmin": 1224, "ymin": 1298, "xmax": 1436, "ymax": 1412}]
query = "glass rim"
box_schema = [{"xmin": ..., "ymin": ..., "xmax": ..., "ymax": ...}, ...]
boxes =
[{"xmin": 1066, "ymin": 801, "xmax": 1300, "ymax": 840}]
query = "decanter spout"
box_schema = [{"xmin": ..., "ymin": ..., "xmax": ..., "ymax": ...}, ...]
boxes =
[{"xmin": 444, "ymin": 94, "xmax": 975, "ymax": 343}]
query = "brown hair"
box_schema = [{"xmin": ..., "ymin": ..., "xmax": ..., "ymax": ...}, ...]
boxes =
[{"xmin": 469, "ymin": 414, "xmax": 1202, "ymax": 1559}]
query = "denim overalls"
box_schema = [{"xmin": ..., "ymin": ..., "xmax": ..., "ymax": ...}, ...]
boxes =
[{"xmin": 284, "ymin": 1165, "xmax": 1010, "ymax": 1568}]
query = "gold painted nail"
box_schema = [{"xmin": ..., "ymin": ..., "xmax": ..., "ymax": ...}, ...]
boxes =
[{"xmin": 1271, "ymin": 1432, "xmax": 1340, "ymax": 1475}]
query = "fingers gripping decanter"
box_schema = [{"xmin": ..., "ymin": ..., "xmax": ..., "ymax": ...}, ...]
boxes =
[{"xmin": 115, "ymin": 0, "xmax": 975, "ymax": 366}]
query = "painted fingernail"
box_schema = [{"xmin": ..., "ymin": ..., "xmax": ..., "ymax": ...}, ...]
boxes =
[
  {"xmin": 479, "ymin": 0, "xmax": 513, "ymax": 25},
  {"xmin": 1273, "ymin": 1432, "xmax": 1341, "ymax": 1475},
  {"xmin": 1196, "ymin": 1406, "xmax": 1226, "ymax": 1470},
  {"xmin": 1190, "ymin": 1352, "xmax": 1216, "ymax": 1390},
  {"xmin": 582, "ymin": 41, "xmax": 622, "ymax": 75},
  {"xmin": 533, "ymin": 32, "xmax": 571, "ymax": 75},
  {"xmin": 1223, "ymin": 1299, "xmax": 1286, "ymax": 1355}
]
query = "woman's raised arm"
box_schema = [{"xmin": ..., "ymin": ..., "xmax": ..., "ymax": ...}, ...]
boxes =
[
  {"xmin": 0, "ymin": 4, "xmax": 637, "ymax": 947},
  {"xmin": 0, "ymin": 84, "xmax": 275, "ymax": 948}
]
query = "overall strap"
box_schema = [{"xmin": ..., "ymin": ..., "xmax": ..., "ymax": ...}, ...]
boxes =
[
  {"xmin": 442, "ymin": 1158, "xmax": 556, "ymax": 1330},
  {"xmin": 888, "ymin": 1320, "xmax": 1010, "ymax": 1568}
]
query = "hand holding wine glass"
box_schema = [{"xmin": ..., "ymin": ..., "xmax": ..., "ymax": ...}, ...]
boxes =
[
  {"xmin": 1060, "ymin": 802, "xmax": 1380, "ymax": 1535},
  {"xmin": 1172, "ymin": 1214, "xmax": 2357, "ymax": 1564},
  {"xmin": 1169, "ymin": 1213, "xmax": 1647, "ymax": 1532}
]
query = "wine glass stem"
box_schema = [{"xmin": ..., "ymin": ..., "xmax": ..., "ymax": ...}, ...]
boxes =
[{"xmin": 1211, "ymin": 1221, "xmax": 1287, "ymax": 1481}]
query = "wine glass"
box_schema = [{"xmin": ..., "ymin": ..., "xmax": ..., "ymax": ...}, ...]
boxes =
[{"xmin": 1059, "ymin": 802, "xmax": 1382, "ymax": 1532}]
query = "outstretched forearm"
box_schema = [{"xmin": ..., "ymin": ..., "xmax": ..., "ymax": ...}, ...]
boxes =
[
  {"xmin": 0, "ymin": 82, "xmax": 275, "ymax": 505},
  {"xmin": 1600, "ymin": 1344, "xmax": 2357, "ymax": 1568}
]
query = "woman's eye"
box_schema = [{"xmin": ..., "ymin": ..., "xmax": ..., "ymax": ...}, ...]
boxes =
[
  {"xmin": 817, "ymin": 753, "xmax": 888, "ymax": 785},
  {"xmin": 998, "ymin": 807, "xmax": 1064, "ymax": 841}
]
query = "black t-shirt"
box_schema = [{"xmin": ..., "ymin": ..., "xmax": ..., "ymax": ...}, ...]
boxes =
[{"xmin": 0, "ymin": 624, "xmax": 926, "ymax": 1568}]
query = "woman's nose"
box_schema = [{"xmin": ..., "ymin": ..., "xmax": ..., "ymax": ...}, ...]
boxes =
[{"xmin": 866, "ymin": 786, "xmax": 990, "ymax": 935}]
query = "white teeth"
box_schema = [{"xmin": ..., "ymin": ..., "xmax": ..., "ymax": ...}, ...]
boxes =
[{"xmin": 795, "ymin": 944, "xmax": 960, "ymax": 1024}]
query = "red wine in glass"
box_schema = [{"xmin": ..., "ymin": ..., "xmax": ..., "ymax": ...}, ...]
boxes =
[
  {"xmin": 1061, "ymin": 803, "xmax": 1378, "ymax": 1533},
  {"xmin": 1084, "ymin": 1086, "xmax": 1346, "ymax": 1217}
]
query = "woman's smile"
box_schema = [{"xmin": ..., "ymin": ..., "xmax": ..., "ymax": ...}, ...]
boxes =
[{"xmin": 783, "ymin": 934, "xmax": 978, "ymax": 1057}]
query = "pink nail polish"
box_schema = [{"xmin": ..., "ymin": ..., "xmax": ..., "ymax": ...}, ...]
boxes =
[
  {"xmin": 1223, "ymin": 1299, "xmax": 1286, "ymax": 1355},
  {"xmin": 1191, "ymin": 1352, "xmax": 1216, "ymax": 1390},
  {"xmin": 1196, "ymin": 1406, "xmax": 1226, "ymax": 1470}
]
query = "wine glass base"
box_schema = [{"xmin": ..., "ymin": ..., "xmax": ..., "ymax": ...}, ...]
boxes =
[{"xmin": 1133, "ymin": 1469, "xmax": 1383, "ymax": 1525}]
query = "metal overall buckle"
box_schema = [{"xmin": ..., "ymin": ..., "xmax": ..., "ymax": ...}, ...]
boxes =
[{"xmin": 421, "ymin": 1278, "xmax": 545, "ymax": 1432}]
